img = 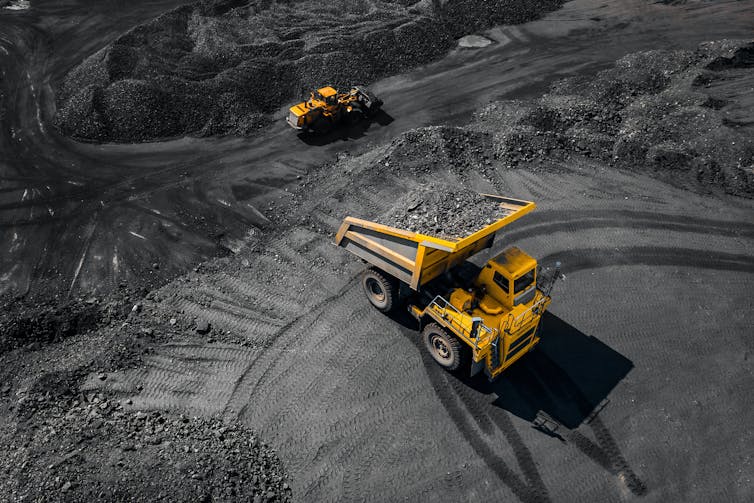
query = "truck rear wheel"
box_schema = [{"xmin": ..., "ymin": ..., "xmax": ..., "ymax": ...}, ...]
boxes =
[
  {"xmin": 423, "ymin": 323, "xmax": 465, "ymax": 371},
  {"xmin": 362, "ymin": 268, "xmax": 397, "ymax": 313}
]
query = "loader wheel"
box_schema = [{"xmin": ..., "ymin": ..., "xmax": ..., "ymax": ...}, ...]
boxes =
[
  {"xmin": 312, "ymin": 117, "xmax": 333, "ymax": 134},
  {"xmin": 346, "ymin": 108, "xmax": 364, "ymax": 125},
  {"xmin": 362, "ymin": 268, "xmax": 397, "ymax": 313},
  {"xmin": 423, "ymin": 323, "xmax": 465, "ymax": 371}
]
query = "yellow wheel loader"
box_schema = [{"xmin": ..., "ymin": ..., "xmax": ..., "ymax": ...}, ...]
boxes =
[
  {"xmin": 335, "ymin": 195, "xmax": 560, "ymax": 380},
  {"xmin": 286, "ymin": 86, "xmax": 382, "ymax": 133}
]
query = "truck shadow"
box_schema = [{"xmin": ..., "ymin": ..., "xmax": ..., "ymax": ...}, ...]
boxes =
[
  {"xmin": 296, "ymin": 109, "xmax": 395, "ymax": 146},
  {"xmin": 460, "ymin": 312, "xmax": 634, "ymax": 430},
  {"xmin": 389, "ymin": 308, "xmax": 646, "ymax": 496}
]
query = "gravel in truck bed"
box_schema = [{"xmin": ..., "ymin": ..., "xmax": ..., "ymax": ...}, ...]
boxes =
[{"xmin": 376, "ymin": 182, "xmax": 507, "ymax": 239}]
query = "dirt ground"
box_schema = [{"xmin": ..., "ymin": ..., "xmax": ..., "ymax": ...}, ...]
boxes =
[
  {"xmin": 77, "ymin": 129, "xmax": 753, "ymax": 502},
  {"xmin": 1, "ymin": 0, "xmax": 754, "ymax": 501}
]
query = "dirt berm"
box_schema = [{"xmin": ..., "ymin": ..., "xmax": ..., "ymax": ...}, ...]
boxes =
[
  {"xmin": 371, "ymin": 39, "xmax": 753, "ymax": 197},
  {"xmin": 469, "ymin": 39, "xmax": 754, "ymax": 197},
  {"xmin": 53, "ymin": 0, "xmax": 563, "ymax": 142}
]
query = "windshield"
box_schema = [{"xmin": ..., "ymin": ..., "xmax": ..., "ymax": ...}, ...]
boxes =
[
  {"xmin": 514, "ymin": 269, "xmax": 535, "ymax": 294},
  {"xmin": 493, "ymin": 271, "xmax": 509, "ymax": 293}
]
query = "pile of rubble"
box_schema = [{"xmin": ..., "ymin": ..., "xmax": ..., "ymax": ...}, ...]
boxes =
[
  {"xmin": 378, "ymin": 126, "xmax": 495, "ymax": 179},
  {"xmin": 476, "ymin": 39, "xmax": 754, "ymax": 196},
  {"xmin": 3, "ymin": 373, "xmax": 291, "ymax": 502}
]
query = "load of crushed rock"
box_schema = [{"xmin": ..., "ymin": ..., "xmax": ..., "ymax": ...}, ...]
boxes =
[
  {"xmin": 377, "ymin": 182, "xmax": 506, "ymax": 239},
  {"xmin": 475, "ymin": 39, "xmax": 754, "ymax": 197},
  {"xmin": 53, "ymin": 0, "xmax": 563, "ymax": 142}
]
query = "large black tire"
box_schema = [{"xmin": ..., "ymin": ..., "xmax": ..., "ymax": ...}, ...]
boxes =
[
  {"xmin": 345, "ymin": 107, "xmax": 364, "ymax": 125},
  {"xmin": 423, "ymin": 323, "xmax": 466, "ymax": 371},
  {"xmin": 311, "ymin": 116, "xmax": 333, "ymax": 134},
  {"xmin": 361, "ymin": 268, "xmax": 398, "ymax": 313}
]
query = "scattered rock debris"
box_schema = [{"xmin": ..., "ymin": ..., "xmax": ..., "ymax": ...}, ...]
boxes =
[
  {"xmin": 195, "ymin": 318, "xmax": 211, "ymax": 335},
  {"xmin": 1, "ymin": 369, "xmax": 291, "ymax": 502}
]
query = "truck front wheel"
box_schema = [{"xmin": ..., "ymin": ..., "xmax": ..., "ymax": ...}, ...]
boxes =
[
  {"xmin": 423, "ymin": 323, "xmax": 465, "ymax": 371},
  {"xmin": 361, "ymin": 268, "xmax": 397, "ymax": 313}
]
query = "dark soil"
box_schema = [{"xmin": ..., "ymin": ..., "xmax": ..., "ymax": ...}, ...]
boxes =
[
  {"xmin": 0, "ymin": 291, "xmax": 137, "ymax": 355},
  {"xmin": 377, "ymin": 182, "xmax": 507, "ymax": 239},
  {"xmin": 53, "ymin": 0, "xmax": 563, "ymax": 142},
  {"xmin": 471, "ymin": 39, "xmax": 754, "ymax": 197},
  {"xmin": 0, "ymin": 291, "xmax": 291, "ymax": 502},
  {"xmin": 4, "ymin": 387, "xmax": 290, "ymax": 502}
]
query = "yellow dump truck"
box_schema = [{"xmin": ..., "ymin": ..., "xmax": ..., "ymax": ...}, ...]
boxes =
[{"xmin": 335, "ymin": 194, "xmax": 559, "ymax": 379}]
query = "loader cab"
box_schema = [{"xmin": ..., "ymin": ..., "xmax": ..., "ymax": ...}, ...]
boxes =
[
  {"xmin": 316, "ymin": 86, "xmax": 338, "ymax": 107},
  {"xmin": 477, "ymin": 247, "xmax": 538, "ymax": 309}
]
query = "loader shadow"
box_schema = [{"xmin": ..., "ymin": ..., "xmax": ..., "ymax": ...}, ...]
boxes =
[
  {"xmin": 462, "ymin": 312, "xmax": 634, "ymax": 429},
  {"xmin": 296, "ymin": 109, "xmax": 395, "ymax": 146}
]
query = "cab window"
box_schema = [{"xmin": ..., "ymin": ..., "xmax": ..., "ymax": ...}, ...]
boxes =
[
  {"xmin": 493, "ymin": 271, "xmax": 509, "ymax": 293},
  {"xmin": 514, "ymin": 269, "xmax": 535, "ymax": 294}
]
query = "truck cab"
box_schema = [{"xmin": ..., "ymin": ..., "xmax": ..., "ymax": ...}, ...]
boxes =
[{"xmin": 478, "ymin": 247, "xmax": 538, "ymax": 309}]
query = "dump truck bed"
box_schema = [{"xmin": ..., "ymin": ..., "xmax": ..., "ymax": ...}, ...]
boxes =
[{"xmin": 335, "ymin": 194, "xmax": 535, "ymax": 290}]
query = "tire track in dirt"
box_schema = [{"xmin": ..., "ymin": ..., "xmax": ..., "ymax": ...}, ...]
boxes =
[
  {"xmin": 540, "ymin": 247, "xmax": 754, "ymax": 274},
  {"xmin": 91, "ymin": 344, "xmax": 258, "ymax": 415},
  {"xmin": 220, "ymin": 276, "xmax": 360, "ymax": 421},
  {"xmin": 387, "ymin": 208, "xmax": 751, "ymax": 501},
  {"xmin": 238, "ymin": 288, "xmax": 414, "ymax": 499},
  {"xmin": 507, "ymin": 210, "xmax": 754, "ymax": 241},
  {"xmin": 566, "ymin": 417, "xmax": 648, "ymax": 496},
  {"xmin": 420, "ymin": 351, "xmax": 546, "ymax": 503}
]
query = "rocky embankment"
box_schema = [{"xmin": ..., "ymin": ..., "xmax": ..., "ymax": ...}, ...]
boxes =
[
  {"xmin": 371, "ymin": 39, "xmax": 754, "ymax": 197},
  {"xmin": 53, "ymin": 0, "xmax": 563, "ymax": 142}
]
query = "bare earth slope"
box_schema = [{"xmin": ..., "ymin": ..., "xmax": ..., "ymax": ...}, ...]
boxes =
[{"xmin": 53, "ymin": 0, "xmax": 562, "ymax": 142}]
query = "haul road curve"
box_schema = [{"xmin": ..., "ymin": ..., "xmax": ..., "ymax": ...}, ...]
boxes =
[{"xmin": 2, "ymin": 0, "xmax": 754, "ymax": 502}]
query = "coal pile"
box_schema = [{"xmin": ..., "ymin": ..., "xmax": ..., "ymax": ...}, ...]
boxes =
[
  {"xmin": 54, "ymin": 0, "xmax": 563, "ymax": 142},
  {"xmin": 377, "ymin": 182, "xmax": 506, "ymax": 239},
  {"xmin": 4, "ymin": 379, "xmax": 291, "ymax": 502},
  {"xmin": 370, "ymin": 126, "xmax": 495, "ymax": 180},
  {"xmin": 478, "ymin": 39, "xmax": 754, "ymax": 197}
]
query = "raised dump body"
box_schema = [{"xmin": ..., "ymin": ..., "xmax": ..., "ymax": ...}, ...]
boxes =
[{"xmin": 334, "ymin": 195, "xmax": 536, "ymax": 290}]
